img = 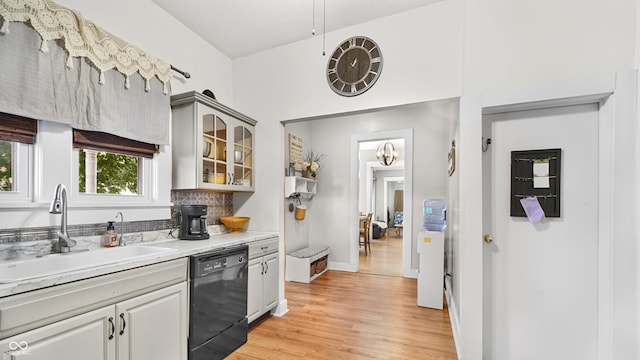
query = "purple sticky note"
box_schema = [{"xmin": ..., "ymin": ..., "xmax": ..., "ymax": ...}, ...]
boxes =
[{"xmin": 520, "ymin": 196, "xmax": 546, "ymax": 223}]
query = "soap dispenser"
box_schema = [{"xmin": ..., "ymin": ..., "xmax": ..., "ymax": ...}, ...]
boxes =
[{"xmin": 103, "ymin": 221, "xmax": 118, "ymax": 247}]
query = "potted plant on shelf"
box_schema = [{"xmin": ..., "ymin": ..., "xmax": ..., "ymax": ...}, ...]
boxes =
[{"xmin": 301, "ymin": 150, "xmax": 325, "ymax": 179}]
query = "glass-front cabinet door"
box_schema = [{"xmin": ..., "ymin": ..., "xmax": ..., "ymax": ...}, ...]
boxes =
[
  {"xmin": 170, "ymin": 91, "xmax": 256, "ymax": 192},
  {"xmin": 232, "ymin": 125, "xmax": 253, "ymax": 187},
  {"xmin": 202, "ymin": 114, "xmax": 227, "ymax": 185}
]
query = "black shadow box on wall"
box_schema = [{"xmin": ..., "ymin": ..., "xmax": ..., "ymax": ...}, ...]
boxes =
[{"xmin": 510, "ymin": 148, "xmax": 561, "ymax": 217}]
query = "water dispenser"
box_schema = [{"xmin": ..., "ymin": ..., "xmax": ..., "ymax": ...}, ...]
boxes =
[{"xmin": 423, "ymin": 199, "xmax": 446, "ymax": 231}]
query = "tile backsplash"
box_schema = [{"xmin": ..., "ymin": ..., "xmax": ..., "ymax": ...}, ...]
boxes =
[{"xmin": 171, "ymin": 190, "xmax": 233, "ymax": 226}]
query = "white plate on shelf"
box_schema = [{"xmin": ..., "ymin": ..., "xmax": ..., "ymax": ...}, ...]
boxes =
[{"xmin": 203, "ymin": 141, "xmax": 212, "ymax": 157}]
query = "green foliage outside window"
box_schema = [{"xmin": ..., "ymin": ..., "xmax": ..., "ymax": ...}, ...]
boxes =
[
  {"xmin": 0, "ymin": 141, "xmax": 12, "ymax": 191},
  {"xmin": 79, "ymin": 150, "xmax": 139, "ymax": 194}
]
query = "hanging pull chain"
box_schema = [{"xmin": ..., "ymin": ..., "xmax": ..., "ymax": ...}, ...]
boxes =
[
  {"xmin": 312, "ymin": 0, "xmax": 316, "ymax": 35},
  {"xmin": 322, "ymin": 0, "xmax": 326, "ymax": 56}
]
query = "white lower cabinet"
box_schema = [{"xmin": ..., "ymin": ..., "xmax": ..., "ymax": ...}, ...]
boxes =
[
  {"xmin": 247, "ymin": 238, "xmax": 279, "ymax": 324},
  {"xmin": 0, "ymin": 259, "xmax": 188, "ymax": 360},
  {"xmin": 0, "ymin": 282, "xmax": 187, "ymax": 360},
  {"xmin": 262, "ymin": 253, "xmax": 279, "ymax": 311},
  {"xmin": 116, "ymin": 282, "xmax": 188, "ymax": 360},
  {"xmin": 0, "ymin": 306, "xmax": 115, "ymax": 359}
]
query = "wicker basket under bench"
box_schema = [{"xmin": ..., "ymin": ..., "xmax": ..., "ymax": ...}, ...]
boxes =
[{"xmin": 286, "ymin": 245, "xmax": 330, "ymax": 283}]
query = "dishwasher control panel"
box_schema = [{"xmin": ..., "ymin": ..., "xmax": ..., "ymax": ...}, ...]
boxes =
[{"xmin": 191, "ymin": 246, "xmax": 248, "ymax": 278}]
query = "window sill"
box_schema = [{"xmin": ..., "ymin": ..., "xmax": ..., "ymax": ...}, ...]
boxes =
[{"xmin": 0, "ymin": 202, "xmax": 173, "ymax": 210}]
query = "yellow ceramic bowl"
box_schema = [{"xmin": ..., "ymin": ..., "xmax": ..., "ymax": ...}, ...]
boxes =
[{"xmin": 219, "ymin": 216, "xmax": 250, "ymax": 232}]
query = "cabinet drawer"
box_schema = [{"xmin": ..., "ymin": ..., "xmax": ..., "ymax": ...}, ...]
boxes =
[{"xmin": 248, "ymin": 237, "xmax": 278, "ymax": 259}]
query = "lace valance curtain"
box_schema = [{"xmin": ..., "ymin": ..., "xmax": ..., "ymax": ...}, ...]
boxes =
[{"xmin": 0, "ymin": 0, "xmax": 171, "ymax": 145}]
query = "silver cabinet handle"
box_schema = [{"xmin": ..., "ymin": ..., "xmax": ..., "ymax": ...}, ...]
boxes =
[{"xmin": 264, "ymin": 261, "xmax": 268, "ymax": 274}]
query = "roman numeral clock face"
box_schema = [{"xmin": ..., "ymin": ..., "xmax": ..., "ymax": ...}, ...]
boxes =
[{"xmin": 326, "ymin": 36, "xmax": 382, "ymax": 97}]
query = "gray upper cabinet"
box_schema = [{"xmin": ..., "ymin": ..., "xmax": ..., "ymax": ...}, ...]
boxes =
[{"xmin": 171, "ymin": 92, "xmax": 256, "ymax": 192}]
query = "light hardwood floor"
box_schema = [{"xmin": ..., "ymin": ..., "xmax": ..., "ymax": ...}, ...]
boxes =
[
  {"xmin": 228, "ymin": 270, "xmax": 457, "ymax": 359},
  {"xmin": 359, "ymin": 228, "xmax": 403, "ymax": 276}
]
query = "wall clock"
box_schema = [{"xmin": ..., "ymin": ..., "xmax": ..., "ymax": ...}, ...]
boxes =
[{"xmin": 326, "ymin": 36, "xmax": 382, "ymax": 97}]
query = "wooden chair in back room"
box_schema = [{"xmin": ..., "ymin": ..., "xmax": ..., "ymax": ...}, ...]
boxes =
[{"xmin": 359, "ymin": 213, "xmax": 373, "ymax": 255}]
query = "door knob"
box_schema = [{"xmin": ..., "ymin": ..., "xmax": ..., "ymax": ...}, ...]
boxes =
[{"xmin": 484, "ymin": 234, "xmax": 493, "ymax": 243}]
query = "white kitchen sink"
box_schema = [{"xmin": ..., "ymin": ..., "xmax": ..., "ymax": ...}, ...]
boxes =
[{"xmin": 0, "ymin": 246, "xmax": 177, "ymax": 283}]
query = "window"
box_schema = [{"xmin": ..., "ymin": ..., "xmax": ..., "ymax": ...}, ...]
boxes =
[
  {"xmin": 78, "ymin": 150, "xmax": 141, "ymax": 195},
  {"xmin": 0, "ymin": 141, "xmax": 14, "ymax": 191},
  {"xmin": 0, "ymin": 112, "xmax": 36, "ymax": 199},
  {"xmin": 73, "ymin": 129, "xmax": 157, "ymax": 197}
]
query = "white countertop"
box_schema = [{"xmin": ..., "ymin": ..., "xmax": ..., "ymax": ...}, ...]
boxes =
[{"xmin": 0, "ymin": 230, "xmax": 278, "ymax": 298}]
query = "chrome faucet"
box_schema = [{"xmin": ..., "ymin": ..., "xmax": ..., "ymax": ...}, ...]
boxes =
[
  {"xmin": 115, "ymin": 211, "xmax": 125, "ymax": 246},
  {"xmin": 49, "ymin": 184, "xmax": 76, "ymax": 253}
]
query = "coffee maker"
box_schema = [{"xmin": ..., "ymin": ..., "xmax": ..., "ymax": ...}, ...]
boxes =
[{"xmin": 179, "ymin": 205, "xmax": 210, "ymax": 240}]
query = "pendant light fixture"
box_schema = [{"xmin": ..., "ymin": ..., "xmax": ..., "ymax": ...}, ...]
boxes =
[{"xmin": 376, "ymin": 141, "xmax": 398, "ymax": 166}]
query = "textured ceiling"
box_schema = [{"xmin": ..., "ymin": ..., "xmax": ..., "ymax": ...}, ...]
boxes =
[{"xmin": 152, "ymin": 0, "xmax": 441, "ymax": 59}]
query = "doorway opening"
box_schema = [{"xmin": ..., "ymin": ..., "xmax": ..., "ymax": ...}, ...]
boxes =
[
  {"xmin": 350, "ymin": 129, "xmax": 414, "ymax": 278},
  {"xmin": 358, "ymin": 140, "xmax": 404, "ymax": 276}
]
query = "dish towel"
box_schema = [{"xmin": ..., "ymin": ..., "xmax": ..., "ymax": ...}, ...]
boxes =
[{"xmin": 520, "ymin": 196, "xmax": 546, "ymax": 223}]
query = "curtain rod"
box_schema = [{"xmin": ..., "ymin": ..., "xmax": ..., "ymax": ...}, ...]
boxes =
[{"xmin": 170, "ymin": 65, "xmax": 191, "ymax": 79}]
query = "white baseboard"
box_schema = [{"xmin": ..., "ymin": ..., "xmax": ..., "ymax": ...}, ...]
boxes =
[
  {"xmin": 272, "ymin": 299, "xmax": 289, "ymax": 317},
  {"xmin": 404, "ymin": 268, "xmax": 418, "ymax": 279},
  {"xmin": 327, "ymin": 262, "xmax": 419, "ymax": 278},
  {"xmin": 328, "ymin": 261, "xmax": 356, "ymax": 272},
  {"xmin": 445, "ymin": 278, "xmax": 462, "ymax": 359}
]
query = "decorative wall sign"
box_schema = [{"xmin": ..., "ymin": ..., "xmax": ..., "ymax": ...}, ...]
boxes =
[
  {"xmin": 510, "ymin": 148, "xmax": 561, "ymax": 217},
  {"xmin": 289, "ymin": 134, "xmax": 303, "ymax": 171}
]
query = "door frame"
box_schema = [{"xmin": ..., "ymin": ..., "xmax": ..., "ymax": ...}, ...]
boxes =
[
  {"xmin": 350, "ymin": 129, "xmax": 414, "ymax": 277},
  {"xmin": 458, "ymin": 72, "xmax": 637, "ymax": 359}
]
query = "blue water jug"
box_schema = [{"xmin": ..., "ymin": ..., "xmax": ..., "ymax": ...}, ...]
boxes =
[{"xmin": 423, "ymin": 199, "xmax": 446, "ymax": 231}]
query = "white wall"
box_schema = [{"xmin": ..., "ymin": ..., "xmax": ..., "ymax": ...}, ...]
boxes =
[
  {"xmin": 462, "ymin": 0, "xmax": 636, "ymax": 93},
  {"xmin": 283, "ymin": 122, "xmax": 314, "ymax": 252},
  {"xmin": 232, "ymin": 0, "xmax": 464, "ymax": 264},
  {"xmin": 457, "ymin": 1, "xmax": 638, "ymax": 355},
  {"xmin": 446, "ymin": 110, "xmax": 461, "ymax": 355},
  {"xmin": 280, "ymin": 101, "xmax": 454, "ymax": 269},
  {"xmin": 233, "ymin": 1, "xmax": 463, "ymax": 121}
]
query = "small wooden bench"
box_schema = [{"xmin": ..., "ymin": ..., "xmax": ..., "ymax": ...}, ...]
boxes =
[{"xmin": 285, "ymin": 245, "xmax": 330, "ymax": 283}]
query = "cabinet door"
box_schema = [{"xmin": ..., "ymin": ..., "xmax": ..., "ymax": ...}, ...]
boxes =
[
  {"xmin": 0, "ymin": 306, "xmax": 115, "ymax": 360},
  {"xmin": 262, "ymin": 252, "xmax": 279, "ymax": 311},
  {"xmin": 116, "ymin": 282, "xmax": 187, "ymax": 360},
  {"xmin": 201, "ymin": 110, "xmax": 228, "ymax": 187},
  {"xmin": 247, "ymin": 257, "xmax": 263, "ymax": 323},
  {"xmin": 172, "ymin": 93, "xmax": 256, "ymax": 191},
  {"xmin": 232, "ymin": 124, "xmax": 253, "ymax": 188}
]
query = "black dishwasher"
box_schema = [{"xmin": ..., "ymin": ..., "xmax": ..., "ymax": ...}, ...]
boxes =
[{"xmin": 189, "ymin": 245, "xmax": 248, "ymax": 360}]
